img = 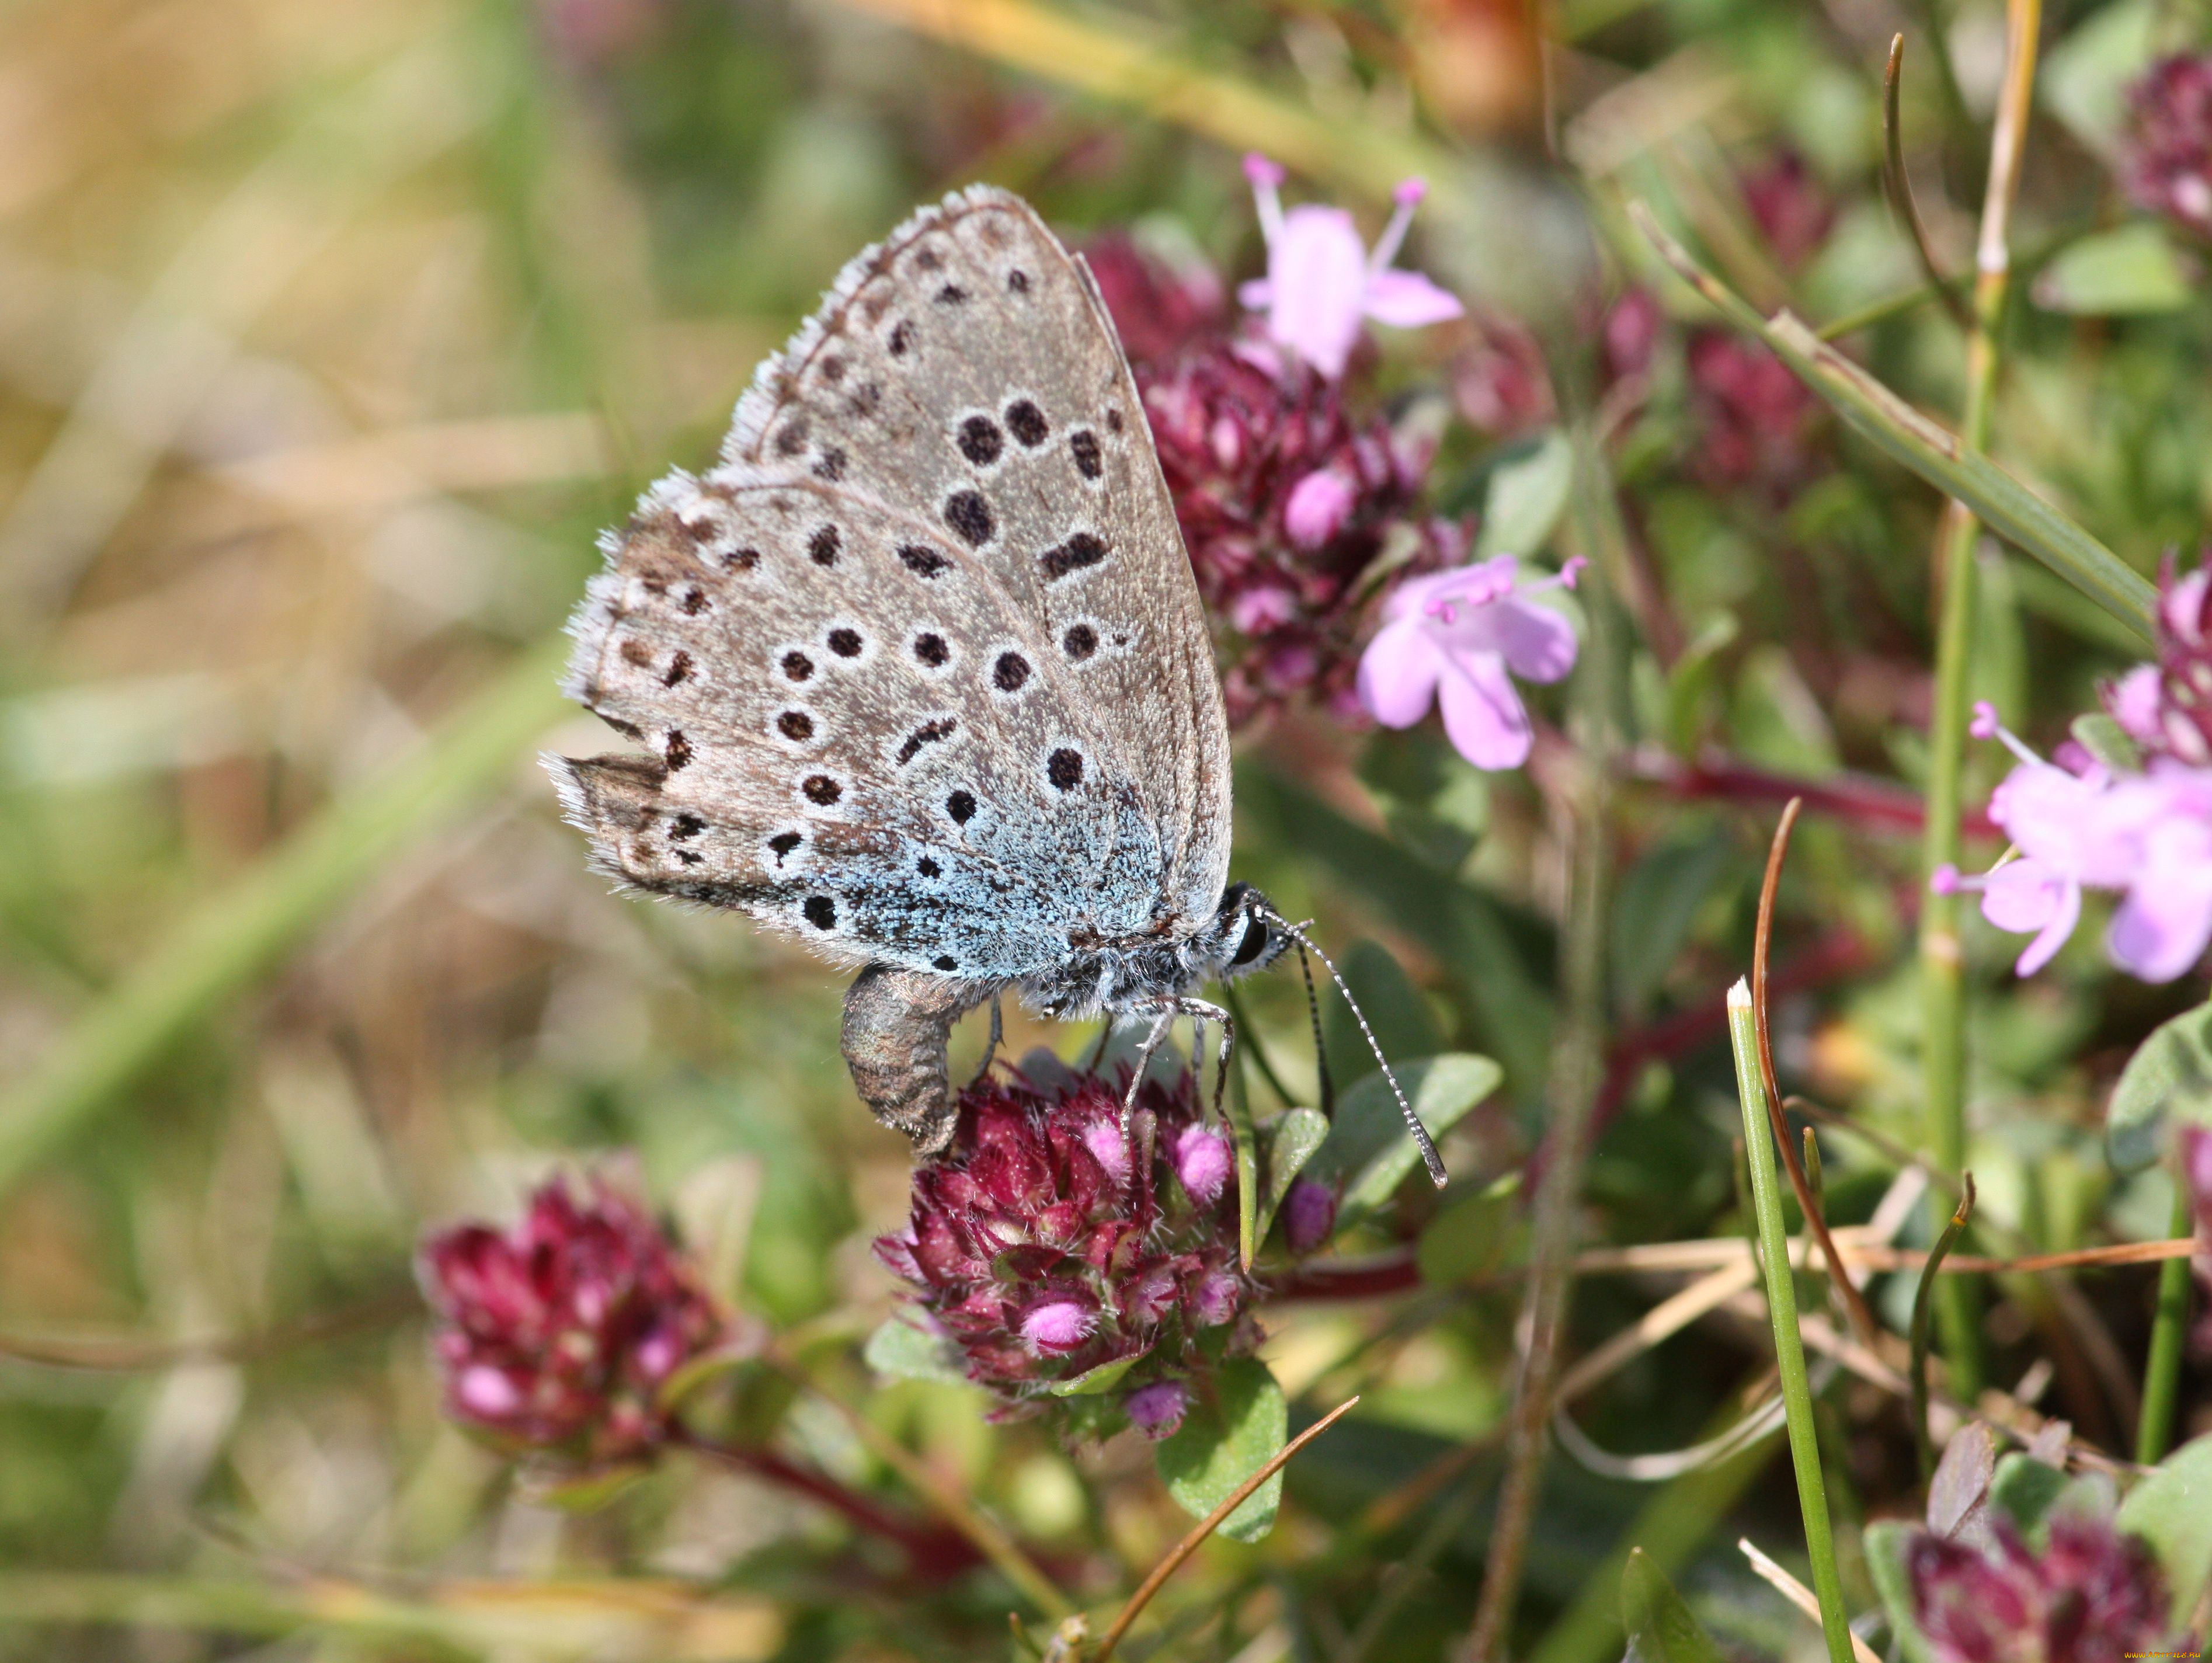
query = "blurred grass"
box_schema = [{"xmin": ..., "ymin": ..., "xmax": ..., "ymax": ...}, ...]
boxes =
[{"xmin": 2, "ymin": 0, "xmax": 2209, "ymax": 1657}]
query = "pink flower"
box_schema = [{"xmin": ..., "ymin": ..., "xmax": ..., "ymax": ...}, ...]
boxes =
[
  {"xmin": 1356, "ymin": 555, "xmax": 1585, "ymax": 770},
  {"xmin": 1238, "ymin": 156, "xmax": 1463, "ymax": 378},
  {"xmin": 1173, "ymin": 1126, "xmax": 1233, "ymax": 1206},
  {"xmin": 1907, "ymin": 1512, "xmax": 2174, "ymax": 1663},
  {"xmin": 1281, "ymin": 1178, "xmax": 1338, "ymax": 1255},
  {"xmin": 2120, "ymin": 54, "xmax": 2212, "ymax": 240},
  {"xmin": 1737, "ymin": 149, "xmax": 1835, "ymax": 272},
  {"xmin": 1284, "ymin": 468, "xmax": 1357, "ymax": 549},
  {"xmin": 2102, "ymin": 556, "xmax": 2212, "ymax": 766},
  {"xmin": 1124, "ymin": 1379, "xmax": 1190, "ymax": 1439},
  {"xmin": 419, "ymin": 1174, "xmax": 726, "ymax": 1467},
  {"xmin": 1942, "ymin": 703, "xmax": 2212, "ymax": 980},
  {"xmin": 873, "ymin": 1062, "xmax": 1258, "ymax": 1441},
  {"xmin": 1021, "ymin": 1299, "xmax": 1096, "ymax": 1355},
  {"xmin": 1140, "ymin": 339, "xmax": 1451, "ymax": 725}
]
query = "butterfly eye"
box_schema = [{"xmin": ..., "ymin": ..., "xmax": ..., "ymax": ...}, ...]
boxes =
[{"xmin": 1230, "ymin": 914, "xmax": 1270, "ymax": 967}]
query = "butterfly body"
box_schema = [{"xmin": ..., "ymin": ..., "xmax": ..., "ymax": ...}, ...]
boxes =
[{"xmin": 552, "ymin": 186, "xmax": 1282, "ymax": 1151}]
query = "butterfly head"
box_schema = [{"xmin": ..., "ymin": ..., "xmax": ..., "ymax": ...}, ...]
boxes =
[{"xmin": 1205, "ymin": 882, "xmax": 1289, "ymax": 981}]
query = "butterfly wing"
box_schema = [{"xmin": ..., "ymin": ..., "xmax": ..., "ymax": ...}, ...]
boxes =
[{"xmin": 553, "ymin": 187, "xmax": 1232, "ymax": 982}]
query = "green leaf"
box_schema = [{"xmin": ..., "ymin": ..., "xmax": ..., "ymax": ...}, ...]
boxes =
[
  {"xmin": 1246, "ymin": 767, "xmax": 1556, "ymax": 1088},
  {"xmin": 1986, "ymin": 1452, "xmax": 2069, "ymax": 1534},
  {"xmin": 2030, "ymin": 222, "xmax": 2194, "ymax": 315},
  {"xmin": 862, "ymin": 1316, "xmax": 969, "ymax": 1386},
  {"xmin": 1320, "ymin": 941, "xmax": 1445, "ymax": 1091},
  {"xmin": 2070, "ymin": 712, "xmax": 2142, "ymax": 775},
  {"xmin": 1254, "ymin": 1107, "xmax": 1332, "ymax": 1247},
  {"xmin": 2040, "ymin": 0, "xmax": 2161, "ymax": 159},
  {"xmin": 1048, "ymin": 1349, "xmax": 1149, "ymax": 1397},
  {"xmin": 1417, "ymin": 1171, "xmax": 1524, "ymax": 1285},
  {"xmin": 1863, "ymin": 1522, "xmax": 1940, "ymax": 1663},
  {"xmin": 1619, "ymin": 1549, "xmax": 1724, "ymax": 1663},
  {"xmin": 526, "ymin": 1463, "xmax": 652, "ymax": 1514},
  {"xmin": 1610, "ymin": 830, "xmax": 1734, "ymax": 1018},
  {"xmin": 1475, "ymin": 428, "xmax": 1575, "ymax": 559},
  {"xmin": 2117, "ymin": 1432, "xmax": 2212, "ymax": 1614},
  {"xmin": 1630, "ymin": 211, "xmax": 2157, "ymax": 643},
  {"xmin": 1154, "ymin": 1357, "xmax": 1288, "ymax": 1542},
  {"xmin": 1360, "ymin": 728, "xmax": 1491, "ymax": 872},
  {"xmin": 2105, "ymin": 1003, "xmax": 2212, "ymax": 1173},
  {"xmin": 1305, "ymin": 1053, "xmax": 1501, "ymax": 1226}
]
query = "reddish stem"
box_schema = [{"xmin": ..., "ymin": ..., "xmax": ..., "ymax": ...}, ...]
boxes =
[
  {"xmin": 678, "ymin": 1433, "xmax": 982, "ymax": 1579},
  {"xmin": 1632, "ymin": 748, "xmax": 1998, "ymax": 839},
  {"xmin": 1266, "ymin": 931, "xmax": 1876, "ymax": 1305}
]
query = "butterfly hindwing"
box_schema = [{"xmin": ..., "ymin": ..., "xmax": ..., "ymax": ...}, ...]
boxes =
[{"xmin": 555, "ymin": 187, "xmax": 1230, "ymax": 979}]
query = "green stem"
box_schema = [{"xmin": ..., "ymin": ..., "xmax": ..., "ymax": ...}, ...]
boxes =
[
  {"xmin": 1728, "ymin": 986, "xmax": 1855, "ymax": 1663},
  {"xmin": 2136, "ymin": 1180, "xmax": 2196, "ymax": 1465},
  {"xmin": 1918, "ymin": 0, "xmax": 2042, "ymax": 1406},
  {"xmin": 0, "ymin": 636, "xmax": 571, "ymax": 1199},
  {"xmin": 1911, "ymin": 1178, "xmax": 1978, "ymax": 1480},
  {"xmin": 1457, "ymin": 430, "xmax": 1618, "ymax": 1662}
]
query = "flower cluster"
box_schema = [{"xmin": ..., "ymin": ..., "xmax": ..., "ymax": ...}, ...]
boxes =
[
  {"xmin": 1906, "ymin": 1511, "xmax": 2174, "ymax": 1663},
  {"xmin": 1357, "ymin": 555, "xmax": 1585, "ymax": 770},
  {"xmin": 1094, "ymin": 158, "xmax": 1468, "ymax": 726},
  {"xmin": 1683, "ymin": 329, "xmax": 1825, "ymax": 497},
  {"xmin": 2107, "ymin": 555, "xmax": 2212, "ymax": 764},
  {"xmin": 1142, "ymin": 341, "xmax": 1454, "ymax": 722},
  {"xmin": 2121, "ymin": 54, "xmax": 2212, "ymax": 241},
  {"xmin": 419, "ymin": 1174, "xmax": 726, "ymax": 1467},
  {"xmin": 1940, "ymin": 564, "xmax": 2212, "ymax": 982},
  {"xmin": 873, "ymin": 1059, "xmax": 1271, "ymax": 1440},
  {"xmin": 1737, "ymin": 149, "xmax": 1835, "ymax": 273}
]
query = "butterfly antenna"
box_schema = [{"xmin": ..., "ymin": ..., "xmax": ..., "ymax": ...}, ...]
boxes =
[
  {"xmin": 1295, "ymin": 942, "xmax": 1335, "ymax": 1119},
  {"xmin": 1263, "ymin": 912, "xmax": 1446, "ymax": 1187}
]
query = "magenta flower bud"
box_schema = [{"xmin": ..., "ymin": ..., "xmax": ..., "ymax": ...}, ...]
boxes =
[
  {"xmin": 1020, "ymin": 1300, "xmax": 1095, "ymax": 1356},
  {"xmin": 1930, "ymin": 863, "xmax": 1963, "ymax": 896},
  {"xmin": 1392, "ymin": 176, "xmax": 1428, "ymax": 207},
  {"xmin": 1191, "ymin": 1271, "xmax": 1242, "ymax": 1328},
  {"xmin": 419, "ymin": 1173, "xmax": 725, "ymax": 1467},
  {"xmin": 1282, "ymin": 1178, "xmax": 1338, "ymax": 1254},
  {"xmin": 1284, "ymin": 468, "xmax": 1357, "ymax": 549},
  {"xmin": 1970, "ymin": 700, "xmax": 2002, "ymax": 740},
  {"xmin": 1174, "ymin": 1127, "xmax": 1233, "ymax": 1206},
  {"xmin": 1243, "ymin": 152, "xmax": 1286, "ymax": 189},
  {"xmin": 874, "ymin": 1062, "xmax": 1255, "ymax": 1441},
  {"xmin": 1124, "ymin": 1379, "xmax": 1190, "ymax": 1439}
]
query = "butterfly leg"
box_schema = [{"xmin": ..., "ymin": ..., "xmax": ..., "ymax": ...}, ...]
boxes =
[
  {"xmin": 1119, "ymin": 1005, "xmax": 1183, "ymax": 1143},
  {"xmin": 964, "ymin": 993, "xmax": 1004, "ymax": 1090},
  {"xmin": 1170, "ymin": 997, "xmax": 1234, "ymax": 1124}
]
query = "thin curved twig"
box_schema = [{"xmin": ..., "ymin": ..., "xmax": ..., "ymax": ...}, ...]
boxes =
[
  {"xmin": 1752, "ymin": 800, "xmax": 1883, "ymax": 1349},
  {"xmin": 1093, "ymin": 1396, "xmax": 1359, "ymax": 1662},
  {"xmin": 1912, "ymin": 1174, "xmax": 1978, "ymax": 1480},
  {"xmin": 1883, "ymin": 36, "xmax": 1974, "ymax": 328}
]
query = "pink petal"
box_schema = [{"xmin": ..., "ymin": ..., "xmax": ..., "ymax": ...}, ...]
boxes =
[
  {"xmin": 1978, "ymin": 859, "xmax": 2067, "ymax": 934},
  {"xmin": 1020, "ymin": 1300, "xmax": 1094, "ymax": 1355},
  {"xmin": 1357, "ymin": 619, "xmax": 1445, "ymax": 728},
  {"xmin": 1362, "ymin": 268, "xmax": 1464, "ymax": 328},
  {"xmin": 1264, "ymin": 206, "xmax": 1369, "ymax": 377},
  {"xmin": 1976, "ymin": 861, "xmax": 2079, "ymax": 976},
  {"xmin": 1284, "ymin": 468, "xmax": 1357, "ymax": 548},
  {"xmin": 1173, "ymin": 1128, "xmax": 1232, "ymax": 1206},
  {"xmin": 1486, "ymin": 598, "xmax": 1580, "ymax": 684},
  {"xmin": 2107, "ymin": 864, "xmax": 2212, "ymax": 982},
  {"xmin": 1437, "ymin": 649, "xmax": 1532, "ymax": 770},
  {"xmin": 2107, "ymin": 664, "xmax": 2164, "ymax": 742},
  {"xmin": 1236, "ymin": 277, "xmax": 1273, "ymax": 309}
]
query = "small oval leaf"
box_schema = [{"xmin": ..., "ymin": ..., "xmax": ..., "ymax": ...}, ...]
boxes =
[
  {"xmin": 2105, "ymin": 1003, "xmax": 2212, "ymax": 1173},
  {"xmin": 1154, "ymin": 1356, "xmax": 1288, "ymax": 1543},
  {"xmin": 1620, "ymin": 1548, "xmax": 1726, "ymax": 1663},
  {"xmin": 863, "ymin": 1314, "xmax": 969, "ymax": 1386}
]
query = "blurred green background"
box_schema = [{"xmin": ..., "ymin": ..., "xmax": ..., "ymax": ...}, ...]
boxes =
[{"xmin": 3, "ymin": 0, "xmax": 2209, "ymax": 1657}]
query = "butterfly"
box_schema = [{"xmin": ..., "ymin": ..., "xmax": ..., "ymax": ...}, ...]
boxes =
[{"xmin": 549, "ymin": 185, "xmax": 1438, "ymax": 1182}]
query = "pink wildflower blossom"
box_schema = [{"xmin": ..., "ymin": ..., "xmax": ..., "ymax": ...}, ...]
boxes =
[
  {"xmin": 1938, "ymin": 702, "xmax": 2212, "ymax": 980},
  {"xmin": 1237, "ymin": 156, "xmax": 1463, "ymax": 378},
  {"xmin": 1907, "ymin": 1510, "xmax": 2174, "ymax": 1663},
  {"xmin": 1356, "ymin": 555, "xmax": 1585, "ymax": 770}
]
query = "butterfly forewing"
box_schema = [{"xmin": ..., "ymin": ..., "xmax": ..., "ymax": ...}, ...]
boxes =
[{"xmin": 557, "ymin": 187, "xmax": 1232, "ymax": 981}]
